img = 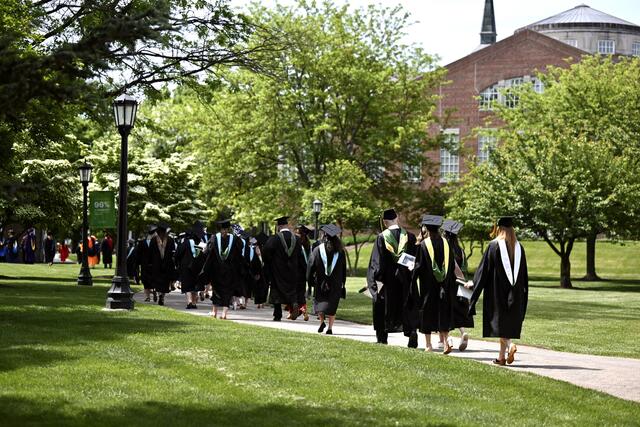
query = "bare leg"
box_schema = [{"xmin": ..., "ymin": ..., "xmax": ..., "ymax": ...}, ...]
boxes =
[
  {"xmin": 424, "ymin": 333, "xmax": 433, "ymax": 352},
  {"xmin": 222, "ymin": 306, "xmax": 229, "ymax": 319},
  {"xmin": 498, "ymin": 338, "xmax": 508, "ymax": 362},
  {"xmin": 443, "ymin": 331, "xmax": 453, "ymax": 354},
  {"xmin": 328, "ymin": 315, "xmax": 335, "ymax": 330},
  {"xmin": 211, "ymin": 306, "xmax": 217, "ymax": 318}
]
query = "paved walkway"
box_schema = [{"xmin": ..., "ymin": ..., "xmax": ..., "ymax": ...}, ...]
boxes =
[{"xmin": 134, "ymin": 292, "xmax": 640, "ymax": 403}]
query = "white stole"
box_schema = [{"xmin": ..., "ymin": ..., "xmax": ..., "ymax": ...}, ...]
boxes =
[{"xmin": 497, "ymin": 239, "xmax": 521, "ymax": 286}]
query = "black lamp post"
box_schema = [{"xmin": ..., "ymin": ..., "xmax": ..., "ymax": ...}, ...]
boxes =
[
  {"xmin": 313, "ymin": 199, "xmax": 323, "ymax": 240},
  {"xmin": 77, "ymin": 162, "xmax": 93, "ymax": 286},
  {"xmin": 106, "ymin": 94, "xmax": 138, "ymax": 310}
]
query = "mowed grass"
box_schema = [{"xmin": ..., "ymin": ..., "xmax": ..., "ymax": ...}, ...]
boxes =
[
  {"xmin": 341, "ymin": 241, "xmax": 640, "ymax": 358},
  {"xmin": 0, "ymin": 277, "xmax": 638, "ymax": 426}
]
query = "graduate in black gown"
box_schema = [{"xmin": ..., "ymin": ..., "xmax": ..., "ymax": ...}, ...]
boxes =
[
  {"xmin": 412, "ymin": 215, "xmax": 457, "ymax": 354},
  {"xmin": 366, "ymin": 208, "xmax": 419, "ymax": 347},
  {"xmin": 6, "ymin": 229, "xmax": 19, "ymax": 263},
  {"xmin": 469, "ymin": 216, "xmax": 529, "ymax": 365},
  {"xmin": 175, "ymin": 227, "xmax": 202, "ymax": 309},
  {"xmin": 251, "ymin": 233, "xmax": 269, "ymax": 308},
  {"xmin": 262, "ymin": 216, "xmax": 302, "ymax": 321},
  {"xmin": 126, "ymin": 238, "xmax": 139, "ymax": 285},
  {"xmin": 443, "ymin": 219, "xmax": 474, "ymax": 351},
  {"xmin": 137, "ymin": 225, "xmax": 157, "ymax": 302},
  {"xmin": 44, "ymin": 231, "xmax": 56, "ymax": 265},
  {"xmin": 294, "ymin": 224, "xmax": 312, "ymax": 321},
  {"xmin": 307, "ymin": 224, "xmax": 346, "ymax": 335},
  {"xmin": 148, "ymin": 222, "xmax": 177, "ymax": 306},
  {"xmin": 199, "ymin": 219, "xmax": 245, "ymax": 319}
]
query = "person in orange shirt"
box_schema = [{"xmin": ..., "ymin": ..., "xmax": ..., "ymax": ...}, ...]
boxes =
[{"xmin": 87, "ymin": 234, "xmax": 100, "ymax": 268}]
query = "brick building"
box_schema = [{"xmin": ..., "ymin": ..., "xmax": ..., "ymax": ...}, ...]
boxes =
[{"xmin": 421, "ymin": 2, "xmax": 640, "ymax": 187}]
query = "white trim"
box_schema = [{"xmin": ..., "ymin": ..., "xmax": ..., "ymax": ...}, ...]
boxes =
[{"xmin": 497, "ymin": 240, "xmax": 521, "ymax": 286}]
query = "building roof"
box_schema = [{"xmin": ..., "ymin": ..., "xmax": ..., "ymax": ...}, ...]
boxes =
[
  {"xmin": 523, "ymin": 4, "xmax": 639, "ymax": 30},
  {"xmin": 446, "ymin": 29, "xmax": 585, "ymax": 71}
]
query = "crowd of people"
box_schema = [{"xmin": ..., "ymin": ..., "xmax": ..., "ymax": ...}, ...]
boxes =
[
  {"xmin": 0, "ymin": 228, "xmax": 114, "ymax": 267},
  {"xmin": 127, "ymin": 209, "xmax": 528, "ymax": 364}
]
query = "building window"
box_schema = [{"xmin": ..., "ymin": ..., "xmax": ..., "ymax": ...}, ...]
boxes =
[
  {"xmin": 532, "ymin": 77, "xmax": 544, "ymax": 94},
  {"xmin": 504, "ymin": 78, "xmax": 523, "ymax": 109},
  {"xmin": 479, "ymin": 85, "xmax": 499, "ymax": 111},
  {"xmin": 565, "ymin": 39, "xmax": 578, "ymax": 48},
  {"xmin": 478, "ymin": 132, "xmax": 497, "ymax": 164},
  {"xmin": 403, "ymin": 161, "xmax": 422, "ymax": 183},
  {"xmin": 598, "ymin": 39, "xmax": 615, "ymax": 54},
  {"xmin": 440, "ymin": 130, "xmax": 459, "ymax": 183},
  {"xmin": 633, "ymin": 42, "xmax": 640, "ymax": 57}
]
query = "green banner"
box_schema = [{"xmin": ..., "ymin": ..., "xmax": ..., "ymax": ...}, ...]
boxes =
[{"xmin": 89, "ymin": 191, "xmax": 116, "ymax": 229}]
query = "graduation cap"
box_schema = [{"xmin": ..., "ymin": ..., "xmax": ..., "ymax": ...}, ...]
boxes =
[
  {"xmin": 156, "ymin": 222, "xmax": 170, "ymax": 232},
  {"xmin": 421, "ymin": 215, "xmax": 443, "ymax": 227},
  {"xmin": 321, "ymin": 224, "xmax": 342, "ymax": 237},
  {"xmin": 382, "ymin": 208, "xmax": 397, "ymax": 220},
  {"xmin": 442, "ymin": 219, "xmax": 463, "ymax": 235},
  {"xmin": 216, "ymin": 219, "xmax": 231, "ymax": 229},
  {"xmin": 296, "ymin": 224, "xmax": 312, "ymax": 235},
  {"xmin": 240, "ymin": 230, "xmax": 251, "ymax": 240},
  {"xmin": 147, "ymin": 224, "xmax": 158, "ymax": 234},
  {"xmin": 497, "ymin": 216, "xmax": 514, "ymax": 227},
  {"xmin": 275, "ymin": 216, "xmax": 289, "ymax": 226}
]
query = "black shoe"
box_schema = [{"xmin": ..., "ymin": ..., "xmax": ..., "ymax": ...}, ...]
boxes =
[
  {"xmin": 192, "ymin": 304, "xmax": 197, "ymax": 309},
  {"xmin": 273, "ymin": 317, "xmax": 281, "ymax": 322},
  {"xmin": 158, "ymin": 295, "xmax": 164, "ymax": 306},
  {"xmin": 153, "ymin": 292, "xmax": 158, "ymax": 302},
  {"xmin": 326, "ymin": 329, "xmax": 333, "ymax": 335},
  {"xmin": 186, "ymin": 303, "xmax": 196, "ymax": 309},
  {"xmin": 318, "ymin": 322, "xmax": 326, "ymax": 333},
  {"xmin": 144, "ymin": 297, "xmax": 150, "ymax": 302},
  {"xmin": 199, "ymin": 292, "xmax": 204, "ymax": 302},
  {"xmin": 408, "ymin": 331, "xmax": 418, "ymax": 349}
]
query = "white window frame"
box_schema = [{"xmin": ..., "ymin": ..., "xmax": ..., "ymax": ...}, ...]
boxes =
[
  {"xmin": 478, "ymin": 130, "xmax": 497, "ymax": 164},
  {"xmin": 440, "ymin": 129, "xmax": 460, "ymax": 183},
  {"xmin": 633, "ymin": 41, "xmax": 640, "ymax": 57},
  {"xmin": 598, "ymin": 39, "xmax": 615, "ymax": 54},
  {"xmin": 565, "ymin": 39, "xmax": 578, "ymax": 48},
  {"xmin": 479, "ymin": 85, "xmax": 499, "ymax": 111}
]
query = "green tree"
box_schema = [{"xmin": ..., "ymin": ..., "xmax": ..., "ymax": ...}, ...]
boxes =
[
  {"xmin": 192, "ymin": 0, "xmax": 445, "ymax": 223},
  {"xmin": 0, "ymin": 0, "xmax": 274, "ymax": 231},
  {"xmin": 301, "ymin": 160, "xmax": 377, "ymax": 275},
  {"xmin": 449, "ymin": 58, "xmax": 640, "ymax": 288}
]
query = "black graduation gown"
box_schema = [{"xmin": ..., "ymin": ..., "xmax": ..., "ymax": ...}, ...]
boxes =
[
  {"xmin": 249, "ymin": 247, "xmax": 268, "ymax": 304},
  {"xmin": 148, "ymin": 235, "xmax": 177, "ymax": 294},
  {"xmin": 470, "ymin": 240, "xmax": 529, "ymax": 339},
  {"xmin": 366, "ymin": 227, "xmax": 418, "ymax": 335},
  {"xmin": 262, "ymin": 230, "xmax": 302, "ymax": 306},
  {"xmin": 448, "ymin": 240, "xmax": 474, "ymax": 328},
  {"xmin": 199, "ymin": 233, "xmax": 245, "ymax": 307},
  {"xmin": 412, "ymin": 236, "xmax": 456, "ymax": 334},
  {"xmin": 307, "ymin": 244, "xmax": 346, "ymax": 316},
  {"xmin": 297, "ymin": 243, "xmax": 311, "ymax": 305},
  {"xmin": 44, "ymin": 237, "xmax": 56, "ymax": 263},
  {"xmin": 136, "ymin": 239, "xmax": 154, "ymax": 290},
  {"xmin": 126, "ymin": 242, "xmax": 139, "ymax": 284},
  {"xmin": 175, "ymin": 236, "xmax": 201, "ymax": 293}
]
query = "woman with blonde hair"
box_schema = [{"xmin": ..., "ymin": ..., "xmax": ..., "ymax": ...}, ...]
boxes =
[{"xmin": 469, "ymin": 217, "xmax": 529, "ymax": 365}]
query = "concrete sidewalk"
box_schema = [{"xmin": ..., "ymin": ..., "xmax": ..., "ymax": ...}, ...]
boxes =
[{"xmin": 135, "ymin": 291, "xmax": 640, "ymax": 403}]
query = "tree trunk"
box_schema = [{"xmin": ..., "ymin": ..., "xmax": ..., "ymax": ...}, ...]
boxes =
[
  {"xmin": 560, "ymin": 253, "xmax": 572, "ymax": 289},
  {"xmin": 582, "ymin": 233, "xmax": 601, "ymax": 281}
]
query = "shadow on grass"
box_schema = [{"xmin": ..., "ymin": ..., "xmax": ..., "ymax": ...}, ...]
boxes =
[
  {"xmin": 529, "ymin": 300, "xmax": 632, "ymax": 321},
  {"xmin": 0, "ymin": 275, "xmax": 114, "ymax": 283},
  {"xmin": 0, "ymin": 283, "xmax": 188, "ymax": 373},
  {"xmin": 0, "ymin": 397, "xmax": 428, "ymax": 427}
]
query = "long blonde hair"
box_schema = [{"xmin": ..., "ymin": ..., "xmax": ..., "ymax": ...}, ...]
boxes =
[{"xmin": 496, "ymin": 226, "xmax": 517, "ymax": 264}]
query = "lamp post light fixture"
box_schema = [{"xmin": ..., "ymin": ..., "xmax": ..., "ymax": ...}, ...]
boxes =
[
  {"xmin": 77, "ymin": 161, "xmax": 93, "ymax": 287},
  {"xmin": 312, "ymin": 199, "xmax": 323, "ymax": 240},
  {"xmin": 106, "ymin": 94, "xmax": 138, "ymax": 310}
]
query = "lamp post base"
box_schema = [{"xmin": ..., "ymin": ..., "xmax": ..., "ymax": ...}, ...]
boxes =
[
  {"xmin": 77, "ymin": 267, "xmax": 93, "ymax": 286},
  {"xmin": 106, "ymin": 275, "xmax": 135, "ymax": 310}
]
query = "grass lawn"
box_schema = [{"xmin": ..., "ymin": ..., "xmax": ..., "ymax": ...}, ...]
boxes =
[
  {"xmin": 340, "ymin": 241, "xmax": 640, "ymax": 359},
  {"xmin": 0, "ymin": 271, "xmax": 638, "ymax": 426}
]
